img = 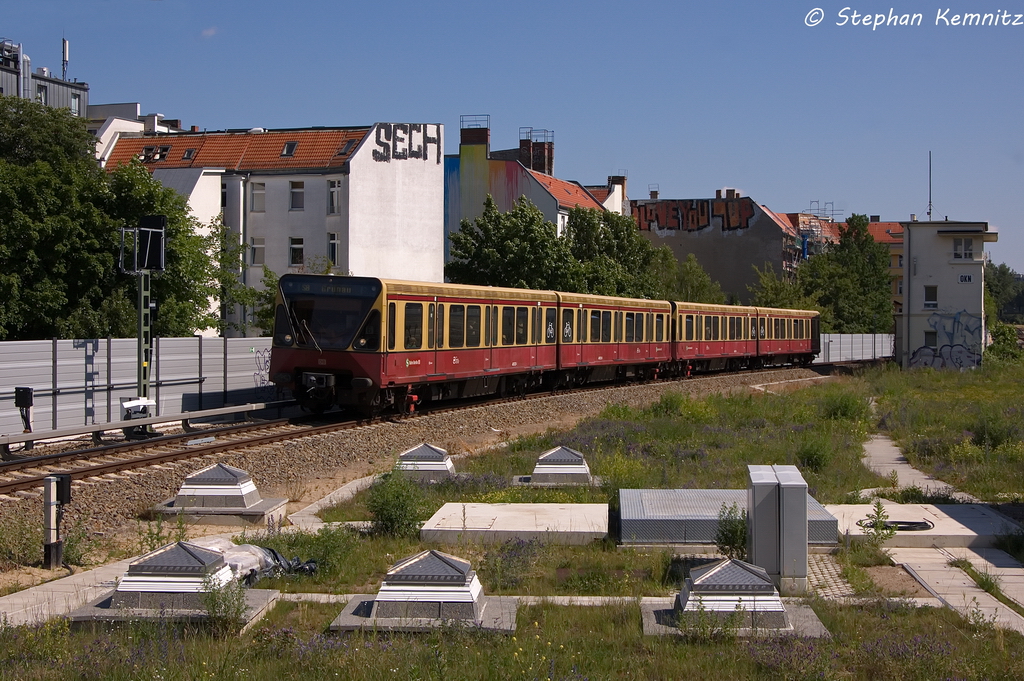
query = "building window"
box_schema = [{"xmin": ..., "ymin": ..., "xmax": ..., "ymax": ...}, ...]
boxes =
[
  {"xmin": 250, "ymin": 183, "xmax": 265, "ymax": 212},
  {"xmin": 183, "ymin": 148, "xmax": 196, "ymax": 160},
  {"xmin": 924, "ymin": 285, "xmax": 938, "ymax": 309},
  {"xmin": 328, "ymin": 180, "xmax": 342, "ymax": 214},
  {"xmin": 289, "ymin": 237, "xmax": 304, "ymax": 267},
  {"xmin": 327, "ymin": 232, "xmax": 340, "ymax": 266},
  {"xmin": 281, "ymin": 141, "xmax": 298, "ymax": 157},
  {"xmin": 70, "ymin": 93, "xmax": 80, "ymax": 116},
  {"xmin": 251, "ymin": 237, "xmax": 265, "ymax": 266},
  {"xmin": 897, "ymin": 278, "xmax": 903, "ymax": 295},
  {"xmin": 221, "ymin": 183, "xmax": 227, "ymax": 208},
  {"xmin": 953, "ymin": 238, "xmax": 974, "ymax": 260},
  {"xmin": 35, "ymin": 84, "xmax": 47, "ymax": 105},
  {"xmin": 924, "ymin": 331, "xmax": 937, "ymax": 348},
  {"xmin": 898, "ymin": 254, "xmax": 904, "ymax": 268},
  {"xmin": 290, "ymin": 182, "xmax": 304, "ymax": 211}
]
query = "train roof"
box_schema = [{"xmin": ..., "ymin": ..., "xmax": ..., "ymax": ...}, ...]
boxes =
[
  {"xmin": 557, "ymin": 292, "xmax": 671, "ymax": 309},
  {"xmin": 379, "ymin": 279, "xmax": 559, "ymax": 302}
]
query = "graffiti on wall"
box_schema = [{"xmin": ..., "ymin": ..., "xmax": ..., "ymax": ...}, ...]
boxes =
[
  {"xmin": 253, "ymin": 348, "xmax": 275, "ymax": 399},
  {"xmin": 909, "ymin": 310, "xmax": 983, "ymax": 369},
  {"xmin": 631, "ymin": 197, "xmax": 756, "ymax": 234},
  {"xmin": 372, "ymin": 123, "xmax": 442, "ymax": 164}
]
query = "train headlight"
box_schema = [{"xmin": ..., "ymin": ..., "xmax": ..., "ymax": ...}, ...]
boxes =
[{"xmin": 283, "ymin": 334, "xmax": 293, "ymax": 345}]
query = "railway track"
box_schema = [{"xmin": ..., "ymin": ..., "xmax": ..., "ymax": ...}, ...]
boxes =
[{"xmin": 0, "ymin": 365, "xmax": 824, "ymax": 498}]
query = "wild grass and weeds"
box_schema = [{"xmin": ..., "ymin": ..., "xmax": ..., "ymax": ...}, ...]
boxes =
[
  {"xmin": 869, "ymin": 357, "xmax": 1024, "ymax": 499},
  {"xmin": 3, "ymin": 598, "xmax": 1024, "ymax": 680}
]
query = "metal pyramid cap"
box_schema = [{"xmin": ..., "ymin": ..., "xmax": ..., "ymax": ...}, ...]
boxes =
[
  {"xmin": 536, "ymin": 446, "xmax": 586, "ymax": 466},
  {"xmin": 397, "ymin": 443, "xmax": 449, "ymax": 462},
  {"xmin": 384, "ymin": 550, "xmax": 472, "ymax": 584},
  {"xmin": 126, "ymin": 541, "xmax": 226, "ymax": 576},
  {"xmin": 183, "ymin": 463, "xmax": 252, "ymax": 486},
  {"xmin": 688, "ymin": 558, "xmax": 775, "ymax": 593}
]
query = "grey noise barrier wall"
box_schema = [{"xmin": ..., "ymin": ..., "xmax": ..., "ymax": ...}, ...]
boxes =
[{"xmin": 0, "ymin": 337, "xmax": 276, "ymax": 436}]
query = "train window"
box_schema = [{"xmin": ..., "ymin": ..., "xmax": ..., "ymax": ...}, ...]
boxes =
[
  {"xmin": 562, "ymin": 309, "xmax": 574, "ymax": 342},
  {"xmin": 516, "ymin": 307, "xmax": 529, "ymax": 345},
  {"xmin": 647, "ymin": 314, "xmax": 654, "ymax": 342},
  {"xmin": 601, "ymin": 311, "xmax": 612, "ymax": 342},
  {"xmin": 404, "ymin": 303, "xmax": 423, "ymax": 349},
  {"xmin": 353, "ymin": 309, "xmax": 381, "ymax": 351},
  {"xmin": 427, "ymin": 304, "xmax": 435, "ymax": 349},
  {"xmin": 635, "ymin": 313, "xmax": 644, "ymax": 342},
  {"xmin": 449, "ymin": 305, "xmax": 465, "ymax": 348},
  {"xmin": 656, "ymin": 314, "xmax": 664, "ymax": 342},
  {"xmin": 437, "ymin": 304, "xmax": 444, "ymax": 348},
  {"xmin": 759, "ymin": 318, "xmax": 766, "ymax": 339},
  {"xmin": 625, "ymin": 313, "xmax": 634, "ymax": 342},
  {"xmin": 590, "ymin": 310, "xmax": 601, "ymax": 342},
  {"xmin": 685, "ymin": 315, "xmax": 694, "ymax": 341},
  {"xmin": 467, "ymin": 306, "xmax": 481, "ymax": 347},
  {"xmin": 388, "ymin": 303, "xmax": 396, "ymax": 350},
  {"xmin": 491, "ymin": 306, "xmax": 499, "ymax": 346},
  {"xmin": 614, "ymin": 312, "xmax": 622, "ymax": 342},
  {"xmin": 745, "ymin": 318, "xmax": 751, "ymax": 340},
  {"xmin": 484, "ymin": 306, "xmax": 491, "ymax": 346},
  {"xmin": 501, "ymin": 307, "xmax": 515, "ymax": 345},
  {"xmin": 533, "ymin": 307, "xmax": 541, "ymax": 344},
  {"xmin": 727, "ymin": 317, "xmax": 735, "ymax": 341},
  {"xmin": 714, "ymin": 316, "xmax": 721, "ymax": 341},
  {"xmin": 704, "ymin": 315, "xmax": 713, "ymax": 340},
  {"xmin": 545, "ymin": 308, "xmax": 556, "ymax": 343}
]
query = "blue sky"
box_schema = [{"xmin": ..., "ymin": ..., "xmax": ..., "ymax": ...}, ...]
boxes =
[{"xmin": 7, "ymin": 0, "xmax": 1024, "ymax": 269}]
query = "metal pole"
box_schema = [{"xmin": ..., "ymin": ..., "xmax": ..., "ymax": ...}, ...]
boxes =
[
  {"xmin": 223, "ymin": 335, "xmax": 229, "ymax": 407},
  {"xmin": 155, "ymin": 336, "xmax": 160, "ymax": 415},
  {"xmin": 106, "ymin": 336, "xmax": 112, "ymax": 422},
  {"xmin": 137, "ymin": 271, "xmax": 152, "ymax": 399},
  {"xmin": 43, "ymin": 476, "xmax": 61, "ymax": 569},
  {"xmin": 197, "ymin": 334, "xmax": 203, "ymax": 411},
  {"xmin": 52, "ymin": 337, "xmax": 58, "ymax": 430}
]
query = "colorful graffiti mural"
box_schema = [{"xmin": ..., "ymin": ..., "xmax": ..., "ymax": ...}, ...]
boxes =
[
  {"xmin": 632, "ymin": 197, "xmax": 756, "ymax": 233},
  {"xmin": 909, "ymin": 310, "xmax": 984, "ymax": 369}
]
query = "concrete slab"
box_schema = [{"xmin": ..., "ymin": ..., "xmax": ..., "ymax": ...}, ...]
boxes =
[
  {"xmin": 67, "ymin": 588, "xmax": 279, "ymax": 634},
  {"xmin": 330, "ymin": 595, "xmax": 516, "ymax": 633},
  {"xmin": 152, "ymin": 497, "xmax": 288, "ymax": 526},
  {"xmin": 640, "ymin": 597, "xmax": 828, "ymax": 638},
  {"xmin": 825, "ymin": 503, "xmax": 1018, "ymax": 548},
  {"xmin": 420, "ymin": 503, "xmax": 608, "ymax": 545}
]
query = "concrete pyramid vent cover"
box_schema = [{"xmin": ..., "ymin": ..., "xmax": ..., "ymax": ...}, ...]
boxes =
[
  {"xmin": 174, "ymin": 463, "xmax": 262, "ymax": 509},
  {"xmin": 396, "ymin": 443, "xmax": 455, "ymax": 481},
  {"xmin": 385, "ymin": 550, "xmax": 472, "ymax": 585},
  {"xmin": 531, "ymin": 446, "xmax": 591, "ymax": 483},
  {"xmin": 372, "ymin": 550, "xmax": 483, "ymax": 620},
  {"xmin": 676, "ymin": 558, "xmax": 787, "ymax": 628},
  {"xmin": 112, "ymin": 541, "xmax": 233, "ymax": 609}
]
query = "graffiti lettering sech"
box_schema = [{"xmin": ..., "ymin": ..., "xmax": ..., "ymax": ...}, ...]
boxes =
[{"xmin": 372, "ymin": 123, "xmax": 442, "ymax": 164}]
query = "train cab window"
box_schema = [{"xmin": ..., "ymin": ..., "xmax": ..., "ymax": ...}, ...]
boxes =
[
  {"xmin": 436, "ymin": 304, "xmax": 444, "ymax": 348},
  {"xmin": 601, "ymin": 311, "xmax": 612, "ymax": 342},
  {"xmin": 404, "ymin": 303, "xmax": 423, "ymax": 349},
  {"xmin": 545, "ymin": 308, "xmax": 556, "ymax": 343},
  {"xmin": 388, "ymin": 303, "xmax": 396, "ymax": 350},
  {"xmin": 590, "ymin": 310, "xmax": 601, "ymax": 342},
  {"xmin": 656, "ymin": 314, "xmax": 664, "ymax": 342},
  {"xmin": 501, "ymin": 307, "xmax": 515, "ymax": 345},
  {"xmin": 449, "ymin": 305, "xmax": 465, "ymax": 348},
  {"xmin": 625, "ymin": 313, "xmax": 635, "ymax": 342},
  {"xmin": 427, "ymin": 304, "xmax": 436, "ymax": 349},
  {"xmin": 466, "ymin": 306, "xmax": 481, "ymax": 346},
  {"xmin": 562, "ymin": 309, "xmax": 574, "ymax": 342},
  {"xmin": 516, "ymin": 307, "xmax": 529, "ymax": 344},
  {"xmin": 685, "ymin": 314, "xmax": 694, "ymax": 341},
  {"xmin": 353, "ymin": 309, "xmax": 381, "ymax": 351}
]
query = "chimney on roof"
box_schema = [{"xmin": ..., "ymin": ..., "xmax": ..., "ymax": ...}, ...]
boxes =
[
  {"xmin": 649, "ymin": 184, "xmax": 659, "ymax": 200},
  {"xmin": 724, "ymin": 188, "xmax": 740, "ymax": 199},
  {"xmin": 608, "ymin": 175, "xmax": 626, "ymax": 197},
  {"xmin": 716, "ymin": 189, "xmax": 722, "ymax": 199},
  {"xmin": 910, "ymin": 214, "xmax": 917, "ymax": 221},
  {"xmin": 870, "ymin": 215, "xmax": 880, "ymax": 222},
  {"xmin": 190, "ymin": 125, "xmax": 199, "ymax": 132},
  {"xmin": 519, "ymin": 127, "xmax": 554, "ymax": 175},
  {"xmin": 460, "ymin": 114, "xmax": 490, "ymax": 149}
]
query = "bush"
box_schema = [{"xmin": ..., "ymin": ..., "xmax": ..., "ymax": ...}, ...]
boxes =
[
  {"xmin": 200, "ymin": 574, "xmax": 247, "ymax": 637},
  {"xmin": 796, "ymin": 437, "xmax": 831, "ymax": 472},
  {"xmin": 0, "ymin": 510, "xmax": 41, "ymax": 569},
  {"xmin": 366, "ymin": 472, "xmax": 424, "ymax": 537},
  {"xmin": 817, "ymin": 388, "xmax": 868, "ymax": 421},
  {"xmin": 481, "ymin": 538, "xmax": 540, "ymax": 590},
  {"xmin": 716, "ymin": 502, "xmax": 747, "ymax": 560}
]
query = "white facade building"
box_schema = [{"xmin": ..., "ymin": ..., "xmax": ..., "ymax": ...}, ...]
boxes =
[
  {"xmin": 106, "ymin": 124, "xmax": 445, "ymax": 335},
  {"xmin": 898, "ymin": 220, "xmax": 998, "ymax": 369}
]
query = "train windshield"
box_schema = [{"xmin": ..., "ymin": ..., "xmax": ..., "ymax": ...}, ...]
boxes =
[{"xmin": 277, "ymin": 276, "xmax": 382, "ymax": 350}]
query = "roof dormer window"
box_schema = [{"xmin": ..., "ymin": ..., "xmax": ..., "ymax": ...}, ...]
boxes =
[
  {"xmin": 337, "ymin": 139, "xmax": 356, "ymax": 156},
  {"xmin": 281, "ymin": 141, "xmax": 298, "ymax": 157},
  {"xmin": 182, "ymin": 148, "xmax": 196, "ymax": 160}
]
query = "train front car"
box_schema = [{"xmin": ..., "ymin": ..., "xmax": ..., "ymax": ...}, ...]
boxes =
[{"xmin": 269, "ymin": 274, "xmax": 385, "ymax": 413}]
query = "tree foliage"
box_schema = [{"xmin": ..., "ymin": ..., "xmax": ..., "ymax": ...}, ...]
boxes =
[
  {"xmin": 985, "ymin": 261, "xmax": 1024, "ymax": 324},
  {"xmin": 0, "ymin": 96, "xmax": 221, "ymax": 339},
  {"xmin": 446, "ymin": 196, "xmax": 725, "ymax": 303}
]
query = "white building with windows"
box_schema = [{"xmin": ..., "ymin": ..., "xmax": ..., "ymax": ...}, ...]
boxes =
[
  {"xmin": 897, "ymin": 220, "xmax": 997, "ymax": 369},
  {"xmin": 106, "ymin": 124, "xmax": 445, "ymax": 335}
]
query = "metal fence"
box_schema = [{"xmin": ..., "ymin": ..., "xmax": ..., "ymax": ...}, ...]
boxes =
[
  {"xmin": 814, "ymin": 334, "xmax": 894, "ymax": 364},
  {"xmin": 0, "ymin": 337, "xmax": 275, "ymax": 436}
]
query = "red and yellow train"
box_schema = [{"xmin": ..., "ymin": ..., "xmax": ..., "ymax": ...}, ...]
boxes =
[{"xmin": 268, "ymin": 275, "xmax": 821, "ymax": 414}]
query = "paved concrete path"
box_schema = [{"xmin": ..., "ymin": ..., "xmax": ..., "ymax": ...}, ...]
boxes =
[
  {"xmin": 0, "ymin": 559, "xmax": 131, "ymax": 626},
  {"xmin": 289, "ymin": 475, "xmax": 377, "ymax": 530},
  {"xmin": 890, "ymin": 547, "xmax": 1024, "ymax": 633},
  {"xmin": 861, "ymin": 434, "xmax": 980, "ymax": 502}
]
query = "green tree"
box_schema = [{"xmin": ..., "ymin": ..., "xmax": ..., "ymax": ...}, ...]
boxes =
[
  {"xmin": 748, "ymin": 263, "xmax": 833, "ymax": 329},
  {"xmin": 798, "ymin": 214, "xmax": 892, "ymax": 333},
  {"xmin": 669, "ymin": 253, "xmax": 727, "ymax": 304},
  {"xmin": 985, "ymin": 262, "xmax": 1023, "ymax": 323},
  {"xmin": 446, "ymin": 196, "xmax": 582, "ymax": 290},
  {"xmin": 0, "ymin": 97, "xmax": 220, "ymax": 339}
]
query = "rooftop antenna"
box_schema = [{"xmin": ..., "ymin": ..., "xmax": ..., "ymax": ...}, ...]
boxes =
[
  {"xmin": 927, "ymin": 151, "xmax": 933, "ymax": 221},
  {"xmin": 61, "ymin": 37, "xmax": 68, "ymax": 81}
]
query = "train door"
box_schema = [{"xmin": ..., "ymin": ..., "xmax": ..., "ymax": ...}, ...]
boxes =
[{"xmin": 558, "ymin": 304, "xmax": 582, "ymax": 367}]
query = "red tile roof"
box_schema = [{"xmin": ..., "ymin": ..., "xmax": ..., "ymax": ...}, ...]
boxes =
[
  {"xmin": 760, "ymin": 205, "xmax": 799, "ymax": 238},
  {"xmin": 529, "ymin": 171, "xmax": 605, "ymax": 211},
  {"xmin": 585, "ymin": 186, "xmax": 611, "ymax": 202},
  {"xmin": 866, "ymin": 221, "xmax": 904, "ymax": 244},
  {"xmin": 105, "ymin": 128, "xmax": 370, "ymax": 172}
]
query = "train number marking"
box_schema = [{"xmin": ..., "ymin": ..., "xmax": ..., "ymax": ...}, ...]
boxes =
[{"xmin": 318, "ymin": 359, "xmax": 326, "ymax": 366}]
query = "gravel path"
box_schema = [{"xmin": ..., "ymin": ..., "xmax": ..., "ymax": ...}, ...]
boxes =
[{"xmin": 0, "ymin": 367, "xmax": 825, "ymax": 558}]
